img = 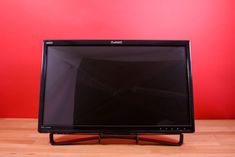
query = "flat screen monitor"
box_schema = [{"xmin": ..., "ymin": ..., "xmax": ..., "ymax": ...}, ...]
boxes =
[{"xmin": 38, "ymin": 40, "xmax": 194, "ymax": 134}]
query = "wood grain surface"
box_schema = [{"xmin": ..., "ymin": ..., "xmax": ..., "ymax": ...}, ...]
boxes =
[{"xmin": 0, "ymin": 119, "xmax": 235, "ymax": 157}]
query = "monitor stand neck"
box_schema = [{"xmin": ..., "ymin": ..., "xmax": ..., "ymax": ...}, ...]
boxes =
[{"xmin": 49, "ymin": 133, "xmax": 184, "ymax": 146}]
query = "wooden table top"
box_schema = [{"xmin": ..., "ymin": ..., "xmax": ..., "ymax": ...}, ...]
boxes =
[{"xmin": 0, "ymin": 118, "xmax": 235, "ymax": 157}]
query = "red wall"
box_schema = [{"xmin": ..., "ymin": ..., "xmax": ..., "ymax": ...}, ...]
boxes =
[{"xmin": 0, "ymin": 0, "xmax": 235, "ymax": 119}]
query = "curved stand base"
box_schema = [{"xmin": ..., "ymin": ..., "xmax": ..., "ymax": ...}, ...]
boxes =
[{"xmin": 49, "ymin": 133, "xmax": 183, "ymax": 146}]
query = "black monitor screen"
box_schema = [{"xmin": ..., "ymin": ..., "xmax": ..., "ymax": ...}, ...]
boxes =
[{"xmin": 41, "ymin": 44, "xmax": 193, "ymax": 129}]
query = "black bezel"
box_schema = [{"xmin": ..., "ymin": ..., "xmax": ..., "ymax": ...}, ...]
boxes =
[{"xmin": 38, "ymin": 40, "xmax": 195, "ymax": 134}]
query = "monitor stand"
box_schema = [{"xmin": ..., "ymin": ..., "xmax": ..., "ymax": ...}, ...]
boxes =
[{"xmin": 49, "ymin": 133, "xmax": 183, "ymax": 146}]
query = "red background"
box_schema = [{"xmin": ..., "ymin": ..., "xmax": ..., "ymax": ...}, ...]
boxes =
[{"xmin": 0, "ymin": 0, "xmax": 235, "ymax": 119}]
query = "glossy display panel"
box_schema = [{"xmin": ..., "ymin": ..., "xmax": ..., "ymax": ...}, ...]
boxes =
[{"xmin": 43, "ymin": 46, "xmax": 190, "ymax": 127}]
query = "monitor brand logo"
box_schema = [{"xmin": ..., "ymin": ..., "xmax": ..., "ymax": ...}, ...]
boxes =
[
  {"xmin": 46, "ymin": 41, "xmax": 53, "ymax": 44},
  {"xmin": 110, "ymin": 40, "xmax": 123, "ymax": 44}
]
